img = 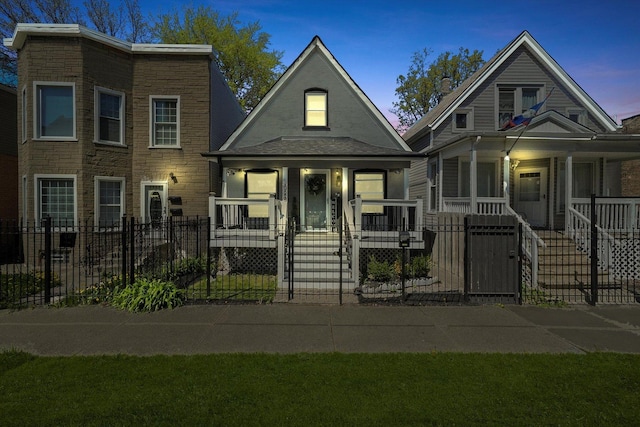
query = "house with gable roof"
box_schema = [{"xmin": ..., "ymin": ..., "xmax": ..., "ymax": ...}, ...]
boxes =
[
  {"xmin": 205, "ymin": 36, "xmax": 425, "ymax": 291},
  {"xmin": 404, "ymin": 30, "xmax": 640, "ymax": 290}
]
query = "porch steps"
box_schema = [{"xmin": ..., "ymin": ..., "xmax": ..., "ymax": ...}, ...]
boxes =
[
  {"xmin": 291, "ymin": 233, "xmax": 354, "ymax": 287},
  {"xmin": 536, "ymin": 231, "xmax": 612, "ymax": 289}
]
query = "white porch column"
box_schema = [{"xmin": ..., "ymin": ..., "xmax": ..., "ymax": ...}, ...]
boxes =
[
  {"xmin": 565, "ymin": 153, "xmax": 573, "ymax": 232},
  {"xmin": 503, "ymin": 155, "xmax": 510, "ymax": 208},
  {"xmin": 470, "ymin": 144, "xmax": 478, "ymax": 214},
  {"xmin": 437, "ymin": 153, "xmax": 443, "ymax": 212}
]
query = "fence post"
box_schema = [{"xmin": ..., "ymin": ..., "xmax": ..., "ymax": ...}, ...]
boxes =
[
  {"xmin": 121, "ymin": 216, "xmax": 127, "ymax": 287},
  {"xmin": 590, "ymin": 194, "xmax": 598, "ymax": 306},
  {"xmin": 129, "ymin": 217, "xmax": 135, "ymax": 286},
  {"xmin": 44, "ymin": 216, "xmax": 52, "ymax": 304},
  {"xmin": 206, "ymin": 217, "xmax": 211, "ymax": 297}
]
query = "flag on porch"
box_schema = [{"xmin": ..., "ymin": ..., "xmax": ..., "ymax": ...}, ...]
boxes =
[{"xmin": 500, "ymin": 99, "xmax": 547, "ymax": 130}]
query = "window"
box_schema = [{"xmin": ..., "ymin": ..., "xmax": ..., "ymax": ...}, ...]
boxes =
[
  {"xmin": 21, "ymin": 86, "xmax": 27, "ymax": 143},
  {"xmin": 497, "ymin": 86, "xmax": 541, "ymax": 128},
  {"xmin": 556, "ymin": 161, "xmax": 595, "ymax": 212},
  {"xmin": 95, "ymin": 87, "xmax": 124, "ymax": 145},
  {"xmin": 35, "ymin": 175, "xmax": 76, "ymax": 228},
  {"xmin": 150, "ymin": 96, "xmax": 179, "ymax": 147},
  {"xmin": 246, "ymin": 171, "xmax": 278, "ymax": 218},
  {"xmin": 34, "ymin": 82, "xmax": 76, "ymax": 139},
  {"xmin": 355, "ymin": 172, "xmax": 385, "ymax": 213},
  {"xmin": 428, "ymin": 159, "xmax": 438, "ymax": 211},
  {"xmin": 567, "ymin": 109, "xmax": 586, "ymax": 126},
  {"xmin": 453, "ymin": 108, "xmax": 474, "ymax": 132},
  {"xmin": 460, "ymin": 160, "xmax": 498, "ymax": 197},
  {"xmin": 305, "ymin": 90, "xmax": 327, "ymax": 127},
  {"xmin": 22, "ymin": 175, "xmax": 27, "ymax": 221},
  {"xmin": 95, "ymin": 177, "xmax": 125, "ymax": 228}
]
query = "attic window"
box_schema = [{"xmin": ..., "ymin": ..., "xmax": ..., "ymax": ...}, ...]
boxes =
[
  {"xmin": 567, "ymin": 109, "xmax": 586, "ymax": 125},
  {"xmin": 304, "ymin": 90, "xmax": 327, "ymax": 128},
  {"xmin": 453, "ymin": 108, "xmax": 474, "ymax": 132}
]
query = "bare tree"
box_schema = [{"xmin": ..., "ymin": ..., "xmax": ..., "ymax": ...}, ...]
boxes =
[
  {"xmin": 123, "ymin": 0, "xmax": 150, "ymax": 43},
  {"xmin": 84, "ymin": 0, "xmax": 122, "ymax": 37}
]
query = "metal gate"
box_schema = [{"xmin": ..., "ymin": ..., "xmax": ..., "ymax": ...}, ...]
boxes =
[{"xmin": 465, "ymin": 215, "xmax": 521, "ymax": 304}]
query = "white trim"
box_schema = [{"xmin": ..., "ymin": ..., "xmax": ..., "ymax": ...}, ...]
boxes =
[
  {"xmin": 94, "ymin": 86, "xmax": 126, "ymax": 146},
  {"xmin": 300, "ymin": 168, "xmax": 331, "ymax": 231},
  {"xmin": 94, "ymin": 176, "xmax": 126, "ymax": 228},
  {"xmin": 452, "ymin": 107, "xmax": 474, "ymax": 132},
  {"xmin": 34, "ymin": 174, "xmax": 78, "ymax": 228},
  {"xmin": 220, "ymin": 37, "xmax": 411, "ymax": 152},
  {"xmin": 5, "ymin": 23, "xmax": 214, "ymax": 57},
  {"xmin": 149, "ymin": 96, "xmax": 181, "ymax": 148},
  {"xmin": 33, "ymin": 81, "xmax": 77, "ymax": 141},
  {"xmin": 140, "ymin": 181, "xmax": 168, "ymax": 223},
  {"xmin": 21, "ymin": 175, "xmax": 27, "ymax": 221}
]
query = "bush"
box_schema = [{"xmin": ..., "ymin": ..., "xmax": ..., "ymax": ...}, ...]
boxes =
[
  {"xmin": 366, "ymin": 255, "xmax": 397, "ymax": 283},
  {"xmin": 77, "ymin": 275, "xmax": 122, "ymax": 305},
  {"xmin": 410, "ymin": 255, "xmax": 432, "ymax": 278},
  {"xmin": 0, "ymin": 271, "xmax": 63, "ymax": 308},
  {"xmin": 111, "ymin": 278, "xmax": 185, "ymax": 312}
]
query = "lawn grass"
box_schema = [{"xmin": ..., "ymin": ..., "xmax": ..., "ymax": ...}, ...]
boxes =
[
  {"xmin": 1, "ymin": 351, "xmax": 638, "ymax": 426},
  {"xmin": 188, "ymin": 274, "xmax": 277, "ymax": 302}
]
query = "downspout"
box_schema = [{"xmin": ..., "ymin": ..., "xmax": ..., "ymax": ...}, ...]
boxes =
[{"xmin": 470, "ymin": 136, "xmax": 481, "ymax": 214}]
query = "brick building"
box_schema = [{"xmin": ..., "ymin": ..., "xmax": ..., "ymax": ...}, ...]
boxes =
[
  {"xmin": 0, "ymin": 83, "xmax": 18, "ymax": 222},
  {"xmin": 4, "ymin": 24, "xmax": 244, "ymax": 227}
]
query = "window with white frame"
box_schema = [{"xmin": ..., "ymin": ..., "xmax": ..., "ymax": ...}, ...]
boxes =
[
  {"xmin": 355, "ymin": 172, "xmax": 385, "ymax": 213},
  {"xmin": 151, "ymin": 96, "xmax": 179, "ymax": 147},
  {"xmin": 453, "ymin": 108, "xmax": 474, "ymax": 132},
  {"xmin": 35, "ymin": 175, "xmax": 76, "ymax": 227},
  {"xmin": 95, "ymin": 177, "xmax": 125, "ymax": 228},
  {"xmin": 567, "ymin": 108, "xmax": 586, "ymax": 126},
  {"xmin": 459, "ymin": 160, "xmax": 498, "ymax": 197},
  {"xmin": 34, "ymin": 82, "xmax": 76, "ymax": 139},
  {"xmin": 428, "ymin": 159, "xmax": 438, "ymax": 211},
  {"xmin": 497, "ymin": 86, "xmax": 541, "ymax": 128},
  {"xmin": 246, "ymin": 171, "xmax": 278, "ymax": 218},
  {"xmin": 21, "ymin": 86, "xmax": 27, "ymax": 143},
  {"xmin": 95, "ymin": 87, "xmax": 125, "ymax": 145},
  {"xmin": 22, "ymin": 175, "xmax": 27, "ymax": 221},
  {"xmin": 305, "ymin": 90, "xmax": 327, "ymax": 127}
]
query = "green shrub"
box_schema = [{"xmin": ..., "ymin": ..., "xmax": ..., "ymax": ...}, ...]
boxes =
[
  {"xmin": 410, "ymin": 255, "xmax": 432, "ymax": 278},
  {"xmin": 0, "ymin": 271, "xmax": 63, "ymax": 307},
  {"xmin": 366, "ymin": 255, "xmax": 397, "ymax": 283},
  {"xmin": 77, "ymin": 275, "xmax": 122, "ymax": 305},
  {"xmin": 112, "ymin": 278, "xmax": 185, "ymax": 312}
]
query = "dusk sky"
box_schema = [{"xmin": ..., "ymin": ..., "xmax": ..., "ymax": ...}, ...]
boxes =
[{"xmin": 148, "ymin": 0, "xmax": 640, "ymax": 125}]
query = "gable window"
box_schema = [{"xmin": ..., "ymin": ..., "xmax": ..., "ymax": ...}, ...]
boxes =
[
  {"xmin": 453, "ymin": 108, "xmax": 474, "ymax": 132},
  {"xmin": 95, "ymin": 87, "xmax": 125, "ymax": 145},
  {"xmin": 35, "ymin": 175, "xmax": 76, "ymax": 228},
  {"xmin": 304, "ymin": 90, "xmax": 327, "ymax": 127},
  {"xmin": 34, "ymin": 82, "xmax": 76, "ymax": 139},
  {"xmin": 567, "ymin": 109, "xmax": 586, "ymax": 126},
  {"xmin": 355, "ymin": 172, "xmax": 385, "ymax": 213},
  {"xmin": 497, "ymin": 86, "xmax": 541, "ymax": 128},
  {"xmin": 95, "ymin": 177, "xmax": 125, "ymax": 228},
  {"xmin": 21, "ymin": 86, "xmax": 27, "ymax": 143},
  {"xmin": 459, "ymin": 160, "xmax": 498, "ymax": 197},
  {"xmin": 150, "ymin": 96, "xmax": 180, "ymax": 147}
]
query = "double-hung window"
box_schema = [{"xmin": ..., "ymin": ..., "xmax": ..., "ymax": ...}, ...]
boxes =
[
  {"xmin": 304, "ymin": 90, "xmax": 327, "ymax": 127},
  {"xmin": 34, "ymin": 82, "xmax": 76, "ymax": 140},
  {"xmin": 355, "ymin": 172, "xmax": 385, "ymax": 214},
  {"xmin": 150, "ymin": 96, "xmax": 180, "ymax": 147},
  {"xmin": 95, "ymin": 87, "xmax": 125, "ymax": 145},
  {"xmin": 36, "ymin": 175, "xmax": 76, "ymax": 228},
  {"xmin": 95, "ymin": 177, "xmax": 125, "ymax": 228},
  {"xmin": 497, "ymin": 86, "xmax": 541, "ymax": 128},
  {"xmin": 21, "ymin": 86, "xmax": 27, "ymax": 143}
]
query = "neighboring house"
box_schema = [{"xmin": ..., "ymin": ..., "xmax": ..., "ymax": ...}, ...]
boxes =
[
  {"xmin": 403, "ymin": 30, "xmax": 640, "ymax": 291},
  {"xmin": 205, "ymin": 36, "xmax": 424, "ymax": 289},
  {"xmin": 404, "ymin": 30, "xmax": 640, "ymax": 231},
  {"xmin": 621, "ymin": 114, "xmax": 640, "ymax": 196},
  {"xmin": 0, "ymin": 83, "xmax": 18, "ymax": 222},
  {"xmin": 3, "ymin": 24, "xmax": 244, "ymax": 228}
]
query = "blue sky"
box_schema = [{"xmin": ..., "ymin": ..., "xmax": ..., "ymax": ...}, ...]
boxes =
[{"xmin": 150, "ymin": 0, "xmax": 640, "ymax": 125}]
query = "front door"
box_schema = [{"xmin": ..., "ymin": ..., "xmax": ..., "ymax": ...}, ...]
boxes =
[
  {"xmin": 515, "ymin": 167, "xmax": 548, "ymax": 228},
  {"xmin": 141, "ymin": 182, "xmax": 167, "ymax": 229},
  {"xmin": 301, "ymin": 169, "xmax": 330, "ymax": 231}
]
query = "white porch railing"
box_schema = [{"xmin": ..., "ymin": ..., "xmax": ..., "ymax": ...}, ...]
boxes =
[
  {"xmin": 442, "ymin": 197, "xmax": 507, "ymax": 215},
  {"xmin": 348, "ymin": 196, "xmax": 423, "ymax": 234},
  {"xmin": 567, "ymin": 206, "xmax": 619, "ymax": 275},
  {"xmin": 505, "ymin": 206, "xmax": 546, "ymax": 287},
  {"xmin": 571, "ymin": 198, "xmax": 640, "ymax": 232}
]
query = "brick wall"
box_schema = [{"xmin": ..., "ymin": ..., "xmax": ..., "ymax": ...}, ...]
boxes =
[{"xmin": 621, "ymin": 115, "xmax": 640, "ymax": 196}]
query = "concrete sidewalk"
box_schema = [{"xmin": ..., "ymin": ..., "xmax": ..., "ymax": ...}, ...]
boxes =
[{"xmin": 1, "ymin": 304, "xmax": 639, "ymax": 356}]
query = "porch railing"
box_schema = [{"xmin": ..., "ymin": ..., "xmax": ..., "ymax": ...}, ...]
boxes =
[
  {"xmin": 208, "ymin": 194, "xmax": 287, "ymax": 241},
  {"xmin": 567, "ymin": 205, "xmax": 619, "ymax": 275},
  {"xmin": 505, "ymin": 206, "xmax": 546, "ymax": 287},
  {"xmin": 571, "ymin": 198, "xmax": 640, "ymax": 232},
  {"xmin": 348, "ymin": 196, "xmax": 423, "ymax": 233},
  {"xmin": 442, "ymin": 197, "xmax": 507, "ymax": 215}
]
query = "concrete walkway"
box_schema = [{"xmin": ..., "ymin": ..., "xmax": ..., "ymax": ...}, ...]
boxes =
[{"xmin": 1, "ymin": 304, "xmax": 639, "ymax": 356}]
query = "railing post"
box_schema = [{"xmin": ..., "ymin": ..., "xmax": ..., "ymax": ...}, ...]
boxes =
[
  {"xmin": 206, "ymin": 217, "xmax": 211, "ymax": 298},
  {"xmin": 43, "ymin": 216, "xmax": 52, "ymax": 304},
  {"xmin": 590, "ymin": 194, "xmax": 598, "ymax": 305},
  {"xmin": 129, "ymin": 217, "xmax": 135, "ymax": 286}
]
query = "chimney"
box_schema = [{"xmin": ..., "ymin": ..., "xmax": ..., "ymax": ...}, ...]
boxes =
[{"xmin": 441, "ymin": 76, "xmax": 451, "ymax": 96}]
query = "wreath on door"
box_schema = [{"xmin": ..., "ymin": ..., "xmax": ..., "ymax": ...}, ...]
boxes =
[{"xmin": 305, "ymin": 175, "xmax": 325, "ymax": 195}]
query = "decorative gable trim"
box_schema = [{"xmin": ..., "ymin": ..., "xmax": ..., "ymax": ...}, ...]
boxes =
[{"xmin": 220, "ymin": 36, "xmax": 411, "ymax": 151}]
